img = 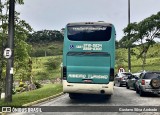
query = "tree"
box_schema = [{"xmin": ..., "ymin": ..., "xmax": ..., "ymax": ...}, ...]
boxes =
[
  {"xmin": 120, "ymin": 12, "xmax": 160, "ymax": 70},
  {"xmin": 115, "ymin": 40, "xmax": 119, "ymax": 49},
  {"xmin": 27, "ymin": 30, "xmax": 63, "ymax": 43},
  {"xmin": 0, "ymin": 0, "xmax": 33, "ymax": 98},
  {"xmin": 119, "ymin": 22, "xmax": 138, "ymax": 48},
  {"xmin": 115, "ymin": 48, "xmax": 128, "ymax": 68},
  {"xmin": 15, "ymin": 0, "xmax": 24, "ymax": 4}
]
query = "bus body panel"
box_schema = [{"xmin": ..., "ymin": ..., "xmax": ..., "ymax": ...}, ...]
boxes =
[
  {"xmin": 63, "ymin": 80, "xmax": 114, "ymax": 95},
  {"xmin": 66, "ymin": 54, "xmax": 111, "ymax": 84},
  {"xmin": 62, "ymin": 22, "xmax": 115, "ymax": 95}
]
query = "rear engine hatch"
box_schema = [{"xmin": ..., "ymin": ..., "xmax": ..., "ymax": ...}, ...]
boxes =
[{"xmin": 66, "ymin": 52, "xmax": 110, "ymax": 84}]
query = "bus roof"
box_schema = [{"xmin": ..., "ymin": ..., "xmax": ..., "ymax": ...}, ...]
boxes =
[{"xmin": 67, "ymin": 22, "xmax": 113, "ymax": 27}]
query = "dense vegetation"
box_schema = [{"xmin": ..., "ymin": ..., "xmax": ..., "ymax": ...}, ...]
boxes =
[
  {"xmin": 29, "ymin": 41, "xmax": 63, "ymax": 57},
  {"xmin": 31, "ymin": 56, "xmax": 62, "ymax": 81},
  {"xmin": 0, "ymin": 0, "xmax": 33, "ymax": 97},
  {"xmin": 27, "ymin": 30, "xmax": 63, "ymax": 57},
  {"xmin": 27, "ymin": 30, "xmax": 63, "ymax": 43},
  {"xmin": 119, "ymin": 11, "xmax": 160, "ymax": 70}
]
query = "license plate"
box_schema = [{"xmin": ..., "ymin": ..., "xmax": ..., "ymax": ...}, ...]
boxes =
[{"xmin": 83, "ymin": 79, "xmax": 92, "ymax": 83}]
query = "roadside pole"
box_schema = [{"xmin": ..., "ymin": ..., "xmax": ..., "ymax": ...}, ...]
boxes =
[
  {"xmin": 0, "ymin": 0, "xmax": 4, "ymax": 100},
  {"xmin": 5, "ymin": 0, "xmax": 15, "ymax": 102},
  {"xmin": 128, "ymin": 0, "xmax": 131, "ymax": 72}
]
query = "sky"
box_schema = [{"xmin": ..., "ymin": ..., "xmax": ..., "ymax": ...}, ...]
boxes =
[{"xmin": 15, "ymin": 0, "xmax": 160, "ymax": 41}]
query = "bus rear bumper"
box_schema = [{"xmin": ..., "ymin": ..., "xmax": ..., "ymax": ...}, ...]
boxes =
[{"xmin": 63, "ymin": 80, "xmax": 114, "ymax": 95}]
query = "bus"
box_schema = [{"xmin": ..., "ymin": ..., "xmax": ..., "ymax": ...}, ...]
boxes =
[{"xmin": 62, "ymin": 22, "xmax": 116, "ymax": 99}]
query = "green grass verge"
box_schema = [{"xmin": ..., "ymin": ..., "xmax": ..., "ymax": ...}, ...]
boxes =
[{"xmin": 0, "ymin": 84, "xmax": 62, "ymax": 106}]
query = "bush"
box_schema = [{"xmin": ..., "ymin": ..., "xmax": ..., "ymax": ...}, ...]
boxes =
[
  {"xmin": 12, "ymin": 89, "xmax": 16, "ymax": 94},
  {"xmin": 34, "ymin": 81, "xmax": 42, "ymax": 89},
  {"xmin": 45, "ymin": 57, "xmax": 61, "ymax": 70},
  {"xmin": 16, "ymin": 87, "xmax": 23, "ymax": 92},
  {"xmin": 19, "ymin": 81, "xmax": 25, "ymax": 87},
  {"xmin": 23, "ymin": 84, "xmax": 28, "ymax": 90},
  {"xmin": 36, "ymin": 72, "xmax": 50, "ymax": 80}
]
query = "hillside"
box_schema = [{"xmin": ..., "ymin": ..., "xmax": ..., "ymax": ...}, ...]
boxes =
[
  {"xmin": 27, "ymin": 30, "xmax": 63, "ymax": 57},
  {"xmin": 30, "ymin": 42, "xmax": 160, "ymax": 79},
  {"xmin": 115, "ymin": 43, "xmax": 160, "ymax": 73},
  {"xmin": 32, "ymin": 56, "xmax": 62, "ymax": 81},
  {"xmin": 30, "ymin": 41, "xmax": 63, "ymax": 57}
]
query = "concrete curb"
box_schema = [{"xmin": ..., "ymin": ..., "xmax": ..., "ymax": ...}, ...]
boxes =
[{"xmin": 22, "ymin": 92, "xmax": 64, "ymax": 106}]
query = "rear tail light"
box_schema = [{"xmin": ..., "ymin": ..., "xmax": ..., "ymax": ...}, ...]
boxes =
[
  {"xmin": 141, "ymin": 80, "xmax": 145, "ymax": 85},
  {"xmin": 109, "ymin": 68, "xmax": 114, "ymax": 81},
  {"xmin": 63, "ymin": 66, "xmax": 67, "ymax": 80}
]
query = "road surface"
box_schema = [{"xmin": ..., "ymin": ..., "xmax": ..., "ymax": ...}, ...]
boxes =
[{"xmin": 9, "ymin": 86, "xmax": 160, "ymax": 115}]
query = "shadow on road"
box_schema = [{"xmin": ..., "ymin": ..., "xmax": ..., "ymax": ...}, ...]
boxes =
[
  {"xmin": 141, "ymin": 93, "xmax": 160, "ymax": 97},
  {"xmin": 69, "ymin": 94, "xmax": 112, "ymax": 104}
]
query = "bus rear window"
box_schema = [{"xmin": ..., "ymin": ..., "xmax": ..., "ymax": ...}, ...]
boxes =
[{"xmin": 67, "ymin": 26, "xmax": 112, "ymax": 41}]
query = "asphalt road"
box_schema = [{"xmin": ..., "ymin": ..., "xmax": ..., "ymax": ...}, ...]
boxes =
[{"xmin": 9, "ymin": 86, "xmax": 160, "ymax": 115}]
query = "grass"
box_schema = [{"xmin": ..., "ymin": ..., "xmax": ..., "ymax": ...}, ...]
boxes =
[
  {"xmin": 115, "ymin": 43, "xmax": 160, "ymax": 73},
  {"xmin": 32, "ymin": 55, "xmax": 62, "ymax": 80},
  {"xmin": 115, "ymin": 56, "xmax": 160, "ymax": 73},
  {"xmin": 2, "ymin": 50, "xmax": 63, "ymax": 107},
  {"xmin": 0, "ymin": 84, "xmax": 62, "ymax": 106}
]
